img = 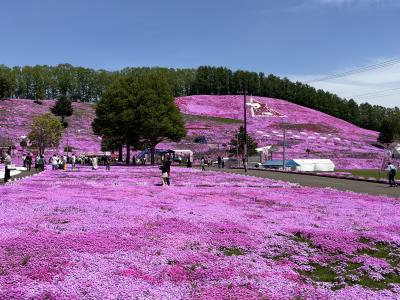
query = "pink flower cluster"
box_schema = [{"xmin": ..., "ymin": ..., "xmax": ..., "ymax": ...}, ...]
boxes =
[{"xmin": 0, "ymin": 166, "xmax": 399, "ymax": 299}]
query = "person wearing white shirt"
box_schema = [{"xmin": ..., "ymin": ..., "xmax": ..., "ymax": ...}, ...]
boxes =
[{"xmin": 387, "ymin": 162, "xmax": 397, "ymax": 187}]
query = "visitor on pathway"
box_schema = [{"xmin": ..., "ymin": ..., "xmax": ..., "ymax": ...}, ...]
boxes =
[
  {"xmin": 35, "ymin": 154, "xmax": 40, "ymax": 171},
  {"xmin": 132, "ymin": 155, "xmax": 136, "ymax": 165},
  {"xmin": 160, "ymin": 162, "xmax": 170, "ymax": 186},
  {"xmin": 221, "ymin": 156, "xmax": 225, "ymax": 168},
  {"xmin": 387, "ymin": 162, "xmax": 397, "ymax": 187},
  {"xmin": 52, "ymin": 155, "xmax": 58, "ymax": 170},
  {"xmin": 242, "ymin": 157, "xmax": 248, "ymax": 172},
  {"xmin": 39, "ymin": 155, "xmax": 45, "ymax": 171},
  {"xmin": 217, "ymin": 156, "xmax": 222, "ymax": 168},
  {"xmin": 25, "ymin": 153, "xmax": 32, "ymax": 172},
  {"xmin": 187, "ymin": 158, "xmax": 192, "ymax": 168},
  {"xmin": 91, "ymin": 157, "xmax": 98, "ymax": 170},
  {"xmin": 105, "ymin": 156, "xmax": 111, "ymax": 171},
  {"xmin": 4, "ymin": 152, "xmax": 12, "ymax": 183},
  {"xmin": 201, "ymin": 157, "xmax": 206, "ymax": 171},
  {"xmin": 62, "ymin": 155, "xmax": 67, "ymax": 170},
  {"xmin": 71, "ymin": 154, "xmax": 76, "ymax": 170},
  {"xmin": 22, "ymin": 154, "xmax": 26, "ymax": 167}
]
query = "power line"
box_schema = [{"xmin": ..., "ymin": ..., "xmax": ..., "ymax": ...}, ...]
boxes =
[
  {"xmin": 306, "ymin": 57, "xmax": 400, "ymax": 83},
  {"xmin": 359, "ymin": 91, "xmax": 400, "ymax": 101},
  {"xmin": 350, "ymin": 87, "xmax": 400, "ymax": 98}
]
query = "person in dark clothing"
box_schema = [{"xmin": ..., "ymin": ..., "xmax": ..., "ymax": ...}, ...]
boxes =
[
  {"xmin": 105, "ymin": 156, "xmax": 111, "ymax": 171},
  {"xmin": 217, "ymin": 156, "xmax": 222, "ymax": 168},
  {"xmin": 221, "ymin": 157, "xmax": 225, "ymax": 168},
  {"xmin": 387, "ymin": 162, "xmax": 397, "ymax": 187},
  {"xmin": 25, "ymin": 153, "xmax": 32, "ymax": 172},
  {"xmin": 160, "ymin": 163, "xmax": 170, "ymax": 186},
  {"xmin": 186, "ymin": 158, "xmax": 192, "ymax": 168}
]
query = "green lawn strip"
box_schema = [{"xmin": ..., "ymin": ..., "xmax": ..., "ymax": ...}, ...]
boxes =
[
  {"xmin": 335, "ymin": 169, "xmax": 386, "ymax": 180},
  {"xmin": 184, "ymin": 114, "xmax": 242, "ymax": 124}
]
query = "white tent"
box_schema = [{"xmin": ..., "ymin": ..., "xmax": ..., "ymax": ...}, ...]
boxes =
[
  {"xmin": 393, "ymin": 145, "xmax": 400, "ymax": 159},
  {"xmin": 291, "ymin": 159, "xmax": 335, "ymax": 172}
]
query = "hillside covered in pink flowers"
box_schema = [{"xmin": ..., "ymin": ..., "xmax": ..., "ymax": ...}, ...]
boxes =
[{"xmin": 1, "ymin": 96, "xmax": 384, "ymax": 169}]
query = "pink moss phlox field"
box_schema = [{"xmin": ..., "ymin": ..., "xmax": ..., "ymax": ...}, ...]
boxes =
[
  {"xmin": 1, "ymin": 166, "xmax": 400, "ymax": 299},
  {"xmin": 176, "ymin": 95, "xmax": 384, "ymax": 169},
  {"xmin": 0, "ymin": 96, "xmax": 387, "ymax": 169},
  {"xmin": 0, "ymin": 99, "xmax": 100, "ymax": 155}
]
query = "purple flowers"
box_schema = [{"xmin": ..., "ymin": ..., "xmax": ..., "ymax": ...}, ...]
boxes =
[{"xmin": 0, "ymin": 166, "xmax": 399, "ymax": 299}]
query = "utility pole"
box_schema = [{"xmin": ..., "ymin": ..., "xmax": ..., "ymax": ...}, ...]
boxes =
[
  {"xmin": 282, "ymin": 127, "xmax": 286, "ymax": 170},
  {"xmin": 243, "ymin": 90, "xmax": 248, "ymax": 172}
]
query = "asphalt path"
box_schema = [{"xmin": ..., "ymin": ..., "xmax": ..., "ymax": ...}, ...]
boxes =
[{"xmin": 205, "ymin": 167, "xmax": 400, "ymax": 199}]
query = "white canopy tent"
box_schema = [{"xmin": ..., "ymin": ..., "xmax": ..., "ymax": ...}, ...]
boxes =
[
  {"xmin": 291, "ymin": 159, "xmax": 335, "ymax": 172},
  {"xmin": 393, "ymin": 145, "xmax": 400, "ymax": 159}
]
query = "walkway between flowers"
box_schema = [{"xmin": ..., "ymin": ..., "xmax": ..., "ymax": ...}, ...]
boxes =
[
  {"xmin": 1, "ymin": 166, "xmax": 400, "ymax": 299},
  {"xmin": 207, "ymin": 167, "xmax": 400, "ymax": 199}
]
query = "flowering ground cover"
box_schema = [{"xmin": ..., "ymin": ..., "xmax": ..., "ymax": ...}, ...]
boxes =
[
  {"xmin": 1, "ymin": 166, "xmax": 399, "ymax": 299},
  {"xmin": 0, "ymin": 96, "xmax": 386, "ymax": 169},
  {"xmin": 176, "ymin": 96, "xmax": 384, "ymax": 169},
  {"xmin": 0, "ymin": 99, "xmax": 100, "ymax": 156}
]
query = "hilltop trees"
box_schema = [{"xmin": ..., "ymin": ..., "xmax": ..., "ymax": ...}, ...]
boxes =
[
  {"xmin": 2, "ymin": 63, "xmax": 400, "ymax": 137},
  {"xmin": 0, "ymin": 65, "xmax": 13, "ymax": 99},
  {"xmin": 92, "ymin": 72, "xmax": 186, "ymax": 164},
  {"xmin": 28, "ymin": 114, "xmax": 64, "ymax": 155},
  {"xmin": 378, "ymin": 118, "xmax": 396, "ymax": 149}
]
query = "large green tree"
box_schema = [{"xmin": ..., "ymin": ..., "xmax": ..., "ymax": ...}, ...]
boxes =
[
  {"xmin": 134, "ymin": 73, "xmax": 186, "ymax": 164},
  {"xmin": 93, "ymin": 72, "xmax": 186, "ymax": 165},
  {"xmin": 28, "ymin": 113, "xmax": 64, "ymax": 155},
  {"xmin": 51, "ymin": 96, "xmax": 74, "ymax": 123}
]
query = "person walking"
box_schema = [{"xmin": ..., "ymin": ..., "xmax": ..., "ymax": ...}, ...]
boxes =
[
  {"xmin": 217, "ymin": 156, "xmax": 222, "ymax": 168},
  {"xmin": 35, "ymin": 154, "xmax": 40, "ymax": 171},
  {"xmin": 160, "ymin": 162, "xmax": 169, "ymax": 186},
  {"xmin": 201, "ymin": 157, "xmax": 206, "ymax": 171},
  {"xmin": 25, "ymin": 153, "xmax": 32, "ymax": 172},
  {"xmin": 39, "ymin": 155, "xmax": 45, "ymax": 171},
  {"xmin": 105, "ymin": 156, "xmax": 111, "ymax": 171},
  {"xmin": 221, "ymin": 156, "xmax": 225, "ymax": 168},
  {"xmin": 22, "ymin": 154, "xmax": 27, "ymax": 168},
  {"xmin": 71, "ymin": 154, "xmax": 76, "ymax": 170},
  {"xmin": 92, "ymin": 157, "xmax": 98, "ymax": 170},
  {"xmin": 51, "ymin": 154, "xmax": 58, "ymax": 170},
  {"xmin": 4, "ymin": 152, "xmax": 12, "ymax": 183},
  {"xmin": 387, "ymin": 162, "xmax": 397, "ymax": 187}
]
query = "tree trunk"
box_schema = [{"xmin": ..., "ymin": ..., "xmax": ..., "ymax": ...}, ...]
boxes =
[
  {"xmin": 126, "ymin": 143, "xmax": 130, "ymax": 165},
  {"xmin": 118, "ymin": 144, "xmax": 123, "ymax": 162},
  {"xmin": 61, "ymin": 115, "xmax": 65, "ymax": 123},
  {"xmin": 150, "ymin": 145, "xmax": 156, "ymax": 165}
]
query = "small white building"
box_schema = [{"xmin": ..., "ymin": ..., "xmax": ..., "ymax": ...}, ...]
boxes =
[{"xmin": 291, "ymin": 159, "xmax": 335, "ymax": 172}]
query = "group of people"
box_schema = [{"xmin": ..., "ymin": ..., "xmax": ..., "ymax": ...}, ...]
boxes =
[{"xmin": 50, "ymin": 154, "xmax": 76, "ymax": 170}]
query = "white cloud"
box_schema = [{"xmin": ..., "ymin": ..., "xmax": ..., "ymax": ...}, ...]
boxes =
[{"xmin": 286, "ymin": 57, "xmax": 400, "ymax": 108}]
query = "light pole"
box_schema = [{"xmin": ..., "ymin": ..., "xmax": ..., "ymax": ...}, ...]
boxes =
[{"xmin": 282, "ymin": 127, "xmax": 286, "ymax": 170}]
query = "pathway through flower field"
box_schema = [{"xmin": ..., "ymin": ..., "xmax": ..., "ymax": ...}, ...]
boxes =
[{"xmin": 0, "ymin": 166, "xmax": 399, "ymax": 299}]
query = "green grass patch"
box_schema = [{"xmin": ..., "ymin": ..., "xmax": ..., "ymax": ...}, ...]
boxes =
[
  {"xmin": 336, "ymin": 169, "xmax": 386, "ymax": 179},
  {"xmin": 299, "ymin": 263, "xmax": 339, "ymax": 283},
  {"xmin": 219, "ymin": 246, "xmax": 245, "ymax": 256},
  {"xmin": 184, "ymin": 114, "xmax": 242, "ymax": 124}
]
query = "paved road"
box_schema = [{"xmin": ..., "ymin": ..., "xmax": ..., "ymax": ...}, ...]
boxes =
[
  {"xmin": 206, "ymin": 167, "xmax": 400, "ymax": 199},
  {"xmin": 0, "ymin": 169, "xmax": 40, "ymax": 184}
]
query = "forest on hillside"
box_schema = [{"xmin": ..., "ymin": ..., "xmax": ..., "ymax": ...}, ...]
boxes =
[{"xmin": 0, "ymin": 64, "xmax": 399, "ymax": 136}]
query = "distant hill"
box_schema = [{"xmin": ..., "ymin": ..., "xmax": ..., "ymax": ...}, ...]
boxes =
[
  {"xmin": 171, "ymin": 95, "xmax": 383, "ymax": 169},
  {"xmin": 0, "ymin": 96, "xmax": 384, "ymax": 169}
]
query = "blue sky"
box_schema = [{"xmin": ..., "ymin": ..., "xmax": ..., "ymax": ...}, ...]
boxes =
[{"xmin": 1, "ymin": 0, "xmax": 399, "ymax": 106}]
